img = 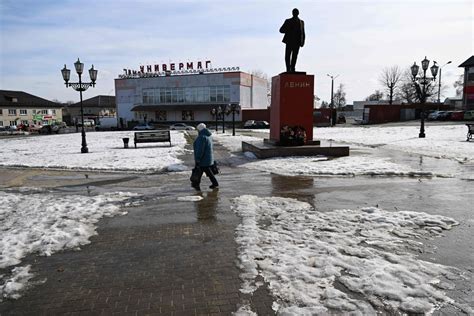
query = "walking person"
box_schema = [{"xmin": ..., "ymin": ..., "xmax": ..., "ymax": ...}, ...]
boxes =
[{"xmin": 192, "ymin": 123, "xmax": 219, "ymax": 190}]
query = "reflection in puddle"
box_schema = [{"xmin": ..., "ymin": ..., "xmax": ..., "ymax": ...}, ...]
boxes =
[
  {"xmin": 271, "ymin": 174, "xmax": 315, "ymax": 205},
  {"xmin": 196, "ymin": 190, "xmax": 219, "ymax": 221}
]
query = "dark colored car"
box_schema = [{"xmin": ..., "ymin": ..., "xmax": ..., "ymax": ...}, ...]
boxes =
[
  {"xmin": 436, "ymin": 111, "xmax": 451, "ymax": 121},
  {"xmin": 450, "ymin": 111, "xmax": 464, "ymax": 121},
  {"xmin": 243, "ymin": 120, "xmax": 270, "ymax": 129},
  {"xmin": 39, "ymin": 124, "xmax": 65, "ymax": 134}
]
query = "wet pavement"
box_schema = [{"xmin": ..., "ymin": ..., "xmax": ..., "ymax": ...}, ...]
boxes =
[{"xmin": 0, "ymin": 134, "xmax": 473, "ymax": 315}]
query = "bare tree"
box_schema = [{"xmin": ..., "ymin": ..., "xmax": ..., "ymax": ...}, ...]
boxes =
[
  {"xmin": 454, "ymin": 74, "xmax": 464, "ymax": 98},
  {"xmin": 365, "ymin": 90, "xmax": 384, "ymax": 101},
  {"xmin": 396, "ymin": 67, "xmax": 436, "ymax": 104},
  {"xmin": 396, "ymin": 68, "xmax": 417, "ymax": 103},
  {"xmin": 333, "ymin": 83, "xmax": 346, "ymax": 109},
  {"xmin": 320, "ymin": 101, "xmax": 329, "ymax": 108},
  {"xmin": 251, "ymin": 69, "xmax": 271, "ymax": 104},
  {"xmin": 379, "ymin": 66, "xmax": 402, "ymax": 105}
]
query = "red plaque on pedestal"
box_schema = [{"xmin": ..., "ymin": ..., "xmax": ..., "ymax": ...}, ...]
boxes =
[{"xmin": 270, "ymin": 73, "xmax": 314, "ymax": 144}]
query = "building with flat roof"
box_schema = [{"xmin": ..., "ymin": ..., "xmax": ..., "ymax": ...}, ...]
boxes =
[
  {"xmin": 0, "ymin": 90, "xmax": 63, "ymax": 128},
  {"xmin": 115, "ymin": 69, "xmax": 269, "ymax": 127}
]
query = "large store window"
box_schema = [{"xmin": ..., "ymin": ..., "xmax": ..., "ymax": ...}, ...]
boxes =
[
  {"xmin": 143, "ymin": 85, "xmax": 230, "ymax": 105},
  {"xmin": 156, "ymin": 111, "xmax": 167, "ymax": 121},
  {"xmin": 182, "ymin": 110, "xmax": 194, "ymax": 121}
]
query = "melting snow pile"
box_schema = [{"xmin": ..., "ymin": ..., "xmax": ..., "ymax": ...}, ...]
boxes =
[
  {"xmin": 213, "ymin": 133, "xmax": 444, "ymax": 177},
  {"xmin": 0, "ymin": 266, "xmax": 35, "ymax": 301},
  {"xmin": 232, "ymin": 195, "xmax": 466, "ymax": 315},
  {"xmin": 0, "ymin": 190, "xmax": 134, "ymax": 300},
  {"xmin": 243, "ymin": 155, "xmax": 437, "ymax": 177}
]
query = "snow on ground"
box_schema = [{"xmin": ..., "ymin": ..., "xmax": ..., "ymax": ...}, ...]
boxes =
[
  {"xmin": 213, "ymin": 133, "xmax": 444, "ymax": 177},
  {"xmin": 0, "ymin": 266, "xmax": 35, "ymax": 301},
  {"xmin": 232, "ymin": 195, "xmax": 470, "ymax": 315},
  {"xmin": 0, "ymin": 131, "xmax": 188, "ymax": 172},
  {"xmin": 313, "ymin": 125, "xmax": 474, "ymax": 163},
  {"xmin": 177, "ymin": 195, "xmax": 204, "ymax": 202},
  {"xmin": 243, "ymin": 155, "xmax": 439, "ymax": 177},
  {"xmin": 0, "ymin": 189, "xmax": 135, "ymax": 300},
  {"xmin": 213, "ymin": 133, "xmax": 261, "ymax": 153}
]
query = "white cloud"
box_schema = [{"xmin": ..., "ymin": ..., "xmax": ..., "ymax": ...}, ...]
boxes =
[{"xmin": 0, "ymin": 0, "xmax": 472, "ymax": 103}]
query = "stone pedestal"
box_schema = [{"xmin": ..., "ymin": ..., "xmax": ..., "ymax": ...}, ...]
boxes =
[{"xmin": 270, "ymin": 73, "xmax": 314, "ymax": 144}]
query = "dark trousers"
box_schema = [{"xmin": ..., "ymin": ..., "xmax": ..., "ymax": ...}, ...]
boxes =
[
  {"xmin": 285, "ymin": 44, "xmax": 300, "ymax": 72},
  {"xmin": 193, "ymin": 166, "xmax": 218, "ymax": 187}
]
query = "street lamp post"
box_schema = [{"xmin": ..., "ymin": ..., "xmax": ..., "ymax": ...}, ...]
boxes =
[
  {"xmin": 221, "ymin": 105, "xmax": 225, "ymax": 133},
  {"xmin": 410, "ymin": 56, "xmax": 438, "ymax": 138},
  {"xmin": 61, "ymin": 58, "xmax": 97, "ymax": 153},
  {"xmin": 437, "ymin": 61, "xmax": 452, "ymax": 103},
  {"xmin": 327, "ymin": 74, "xmax": 339, "ymax": 126},
  {"xmin": 225, "ymin": 103, "xmax": 241, "ymax": 136},
  {"xmin": 211, "ymin": 106, "xmax": 219, "ymax": 132}
]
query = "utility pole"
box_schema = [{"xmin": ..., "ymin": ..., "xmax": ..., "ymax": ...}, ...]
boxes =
[
  {"xmin": 327, "ymin": 74, "xmax": 339, "ymax": 126},
  {"xmin": 437, "ymin": 61, "xmax": 452, "ymax": 103}
]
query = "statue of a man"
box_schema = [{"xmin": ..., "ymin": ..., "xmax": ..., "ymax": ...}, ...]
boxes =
[{"xmin": 280, "ymin": 8, "xmax": 305, "ymax": 73}]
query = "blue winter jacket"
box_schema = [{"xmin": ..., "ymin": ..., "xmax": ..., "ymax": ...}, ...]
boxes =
[{"xmin": 193, "ymin": 128, "xmax": 214, "ymax": 167}]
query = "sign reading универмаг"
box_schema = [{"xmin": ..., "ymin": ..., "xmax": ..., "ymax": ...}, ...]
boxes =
[{"xmin": 123, "ymin": 60, "xmax": 212, "ymax": 76}]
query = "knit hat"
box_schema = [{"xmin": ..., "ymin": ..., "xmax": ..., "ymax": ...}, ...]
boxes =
[{"xmin": 196, "ymin": 123, "xmax": 206, "ymax": 131}]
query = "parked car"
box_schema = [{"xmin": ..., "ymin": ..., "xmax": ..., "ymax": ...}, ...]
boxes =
[
  {"xmin": 6, "ymin": 125, "xmax": 17, "ymax": 131},
  {"xmin": 464, "ymin": 110, "xmax": 474, "ymax": 121},
  {"xmin": 169, "ymin": 123, "xmax": 195, "ymax": 131},
  {"xmin": 39, "ymin": 123, "xmax": 65, "ymax": 134},
  {"xmin": 76, "ymin": 119, "xmax": 95, "ymax": 127},
  {"xmin": 244, "ymin": 120, "xmax": 256, "ymax": 128},
  {"xmin": 28, "ymin": 124, "xmax": 42, "ymax": 133},
  {"xmin": 95, "ymin": 117, "xmax": 118, "ymax": 131},
  {"xmin": 427, "ymin": 111, "xmax": 440, "ymax": 121},
  {"xmin": 427, "ymin": 111, "xmax": 444, "ymax": 120},
  {"xmin": 450, "ymin": 111, "xmax": 464, "ymax": 121},
  {"xmin": 433, "ymin": 111, "xmax": 449, "ymax": 121},
  {"xmin": 243, "ymin": 120, "xmax": 270, "ymax": 129},
  {"xmin": 132, "ymin": 124, "xmax": 155, "ymax": 130}
]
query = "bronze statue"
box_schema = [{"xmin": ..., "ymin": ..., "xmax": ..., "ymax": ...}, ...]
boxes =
[{"xmin": 280, "ymin": 8, "xmax": 305, "ymax": 73}]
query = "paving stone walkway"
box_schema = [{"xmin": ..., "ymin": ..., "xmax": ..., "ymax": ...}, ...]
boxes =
[{"xmin": 0, "ymin": 137, "xmax": 276, "ymax": 316}]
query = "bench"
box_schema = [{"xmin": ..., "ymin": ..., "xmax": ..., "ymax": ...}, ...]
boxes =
[
  {"xmin": 467, "ymin": 124, "xmax": 474, "ymax": 141},
  {"xmin": 134, "ymin": 130, "xmax": 171, "ymax": 148}
]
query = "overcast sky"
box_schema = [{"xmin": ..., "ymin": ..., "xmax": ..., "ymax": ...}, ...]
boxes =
[{"xmin": 0, "ymin": 0, "xmax": 472, "ymax": 104}]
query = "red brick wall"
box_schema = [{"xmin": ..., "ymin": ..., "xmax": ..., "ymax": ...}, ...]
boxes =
[{"xmin": 241, "ymin": 108, "xmax": 270, "ymax": 122}]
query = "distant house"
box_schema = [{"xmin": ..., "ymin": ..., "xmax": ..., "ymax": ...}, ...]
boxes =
[
  {"xmin": 459, "ymin": 55, "xmax": 474, "ymax": 110},
  {"xmin": 0, "ymin": 90, "xmax": 63, "ymax": 128},
  {"xmin": 64, "ymin": 95, "xmax": 116, "ymax": 125},
  {"xmin": 443, "ymin": 97, "xmax": 463, "ymax": 110},
  {"xmin": 353, "ymin": 100, "xmax": 403, "ymax": 111}
]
